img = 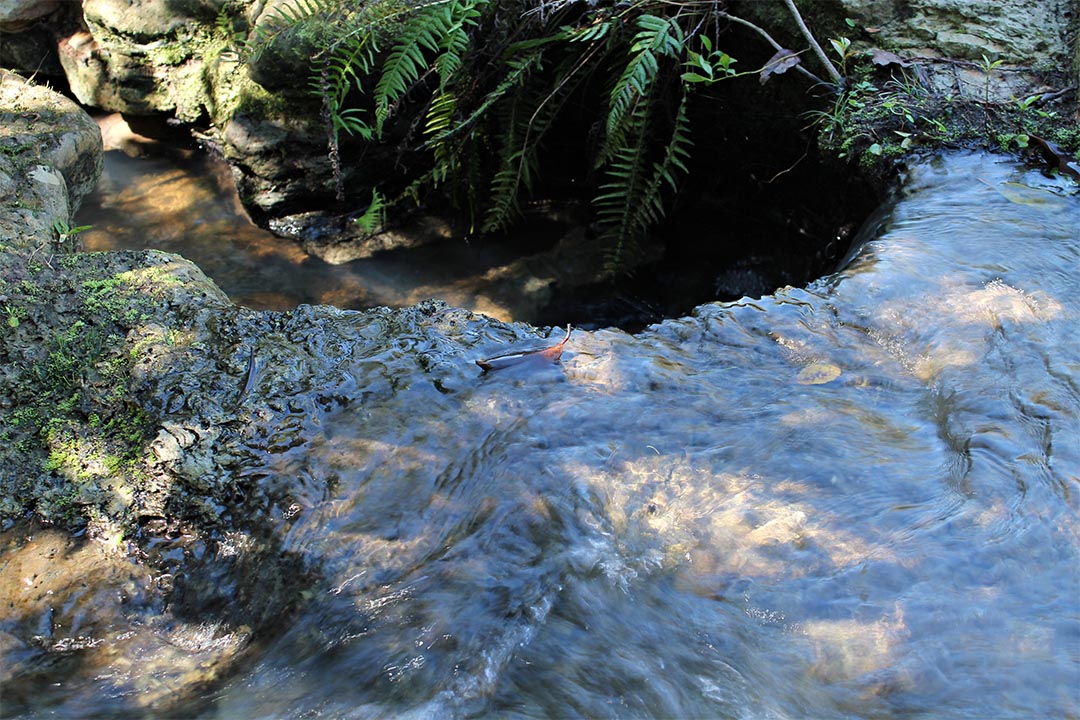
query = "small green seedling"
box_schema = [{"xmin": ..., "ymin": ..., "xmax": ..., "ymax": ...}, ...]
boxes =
[
  {"xmin": 4, "ymin": 305, "xmax": 23, "ymax": 328},
  {"xmin": 52, "ymin": 219, "xmax": 92, "ymax": 245}
]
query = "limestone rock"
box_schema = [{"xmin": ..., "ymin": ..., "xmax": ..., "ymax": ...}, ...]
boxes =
[
  {"xmin": 221, "ymin": 112, "xmax": 336, "ymax": 214},
  {"xmin": 55, "ymin": 0, "xmax": 227, "ymax": 121},
  {"xmin": 733, "ymin": 0, "xmax": 1075, "ymax": 102},
  {"xmin": 0, "ymin": 0, "xmax": 62, "ymax": 30},
  {"xmin": 0, "ymin": 70, "xmax": 102, "ymax": 224},
  {"xmin": 839, "ymin": 0, "xmax": 1072, "ymax": 63},
  {"xmin": 83, "ymin": 0, "xmax": 225, "ymax": 40},
  {"xmin": 838, "ymin": 0, "xmax": 1075, "ymax": 101},
  {"xmin": 0, "ymin": 26, "xmax": 65, "ymax": 76}
]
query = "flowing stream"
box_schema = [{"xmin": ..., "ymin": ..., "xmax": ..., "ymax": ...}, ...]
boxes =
[{"xmin": 3, "ymin": 151, "xmax": 1079, "ymax": 718}]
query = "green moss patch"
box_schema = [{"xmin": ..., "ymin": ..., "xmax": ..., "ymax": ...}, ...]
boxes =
[{"xmin": 0, "ymin": 253, "xmax": 165, "ymax": 533}]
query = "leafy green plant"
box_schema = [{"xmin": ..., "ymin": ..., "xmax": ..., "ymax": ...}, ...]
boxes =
[
  {"xmin": 681, "ymin": 36, "xmax": 738, "ymax": 85},
  {"xmin": 828, "ymin": 36, "xmax": 857, "ymax": 76},
  {"xmin": 978, "ymin": 53, "xmax": 1004, "ymax": 133},
  {"xmin": 354, "ymin": 188, "xmax": 386, "ymax": 233},
  {"xmin": 3, "ymin": 304, "xmax": 24, "ymax": 328},
  {"xmin": 52, "ymin": 219, "xmax": 93, "ymax": 246},
  {"xmin": 240, "ymin": 0, "xmax": 842, "ymax": 271}
]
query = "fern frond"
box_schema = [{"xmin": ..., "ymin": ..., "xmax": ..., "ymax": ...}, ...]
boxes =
[
  {"xmin": 483, "ymin": 148, "xmax": 534, "ymax": 233},
  {"xmin": 373, "ymin": 0, "xmax": 487, "ymax": 135},
  {"xmin": 594, "ymin": 90, "xmax": 693, "ymax": 273},
  {"xmin": 599, "ymin": 14, "xmax": 683, "ymax": 167},
  {"xmin": 425, "ymin": 91, "xmax": 458, "ymax": 184},
  {"xmin": 650, "ymin": 92, "xmax": 693, "ymax": 196},
  {"xmin": 317, "ymin": 30, "xmax": 377, "ymax": 139},
  {"xmin": 480, "ymin": 88, "xmax": 541, "ymax": 232},
  {"xmin": 372, "ymin": 6, "xmax": 442, "ymax": 133},
  {"xmin": 568, "ymin": 18, "xmax": 612, "ymax": 44},
  {"xmin": 434, "ymin": 0, "xmax": 483, "ymax": 89},
  {"xmin": 594, "ymin": 102, "xmax": 652, "ymax": 268},
  {"xmin": 424, "ymin": 91, "xmax": 458, "ymax": 139},
  {"xmin": 424, "ymin": 50, "xmax": 543, "ymax": 146},
  {"xmin": 243, "ymin": 0, "xmax": 328, "ymax": 64},
  {"xmin": 607, "ymin": 14, "xmax": 682, "ymax": 132},
  {"xmin": 479, "ymin": 42, "xmax": 591, "ymax": 233},
  {"xmin": 354, "ymin": 188, "xmax": 386, "ymax": 233}
]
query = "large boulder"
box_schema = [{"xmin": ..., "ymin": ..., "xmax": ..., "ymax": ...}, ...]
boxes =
[
  {"xmin": 840, "ymin": 0, "xmax": 1073, "ymax": 62},
  {"xmin": 839, "ymin": 0, "xmax": 1076, "ymax": 101},
  {"xmin": 733, "ymin": 0, "xmax": 1077, "ymax": 102},
  {"xmin": 0, "ymin": 70, "xmax": 102, "ymax": 242},
  {"xmin": 220, "ymin": 110, "xmax": 337, "ymax": 216},
  {"xmin": 57, "ymin": 0, "xmax": 227, "ymax": 121},
  {"xmin": 0, "ymin": 0, "xmax": 62, "ymax": 30}
]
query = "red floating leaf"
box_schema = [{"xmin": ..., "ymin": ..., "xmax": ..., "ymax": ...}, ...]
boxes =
[{"xmin": 477, "ymin": 326, "xmax": 573, "ymax": 372}]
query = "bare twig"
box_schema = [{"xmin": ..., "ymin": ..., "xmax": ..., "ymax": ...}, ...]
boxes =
[
  {"xmin": 718, "ymin": 11, "xmax": 826, "ymax": 86},
  {"xmin": 780, "ymin": 0, "xmax": 843, "ymax": 85},
  {"xmin": 1025, "ymin": 86, "xmax": 1076, "ymax": 106}
]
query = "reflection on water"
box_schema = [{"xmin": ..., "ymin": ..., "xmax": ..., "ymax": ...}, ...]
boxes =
[
  {"xmin": 7, "ymin": 151, "xmax": 1080, "ymax": 718},
  {"xmin": 76, "ymin": 116, "xmax": 557, "ymax": 321},
  {"xmin": 76, "ymin": 114, "xmax": 870, "ymax": 332}
]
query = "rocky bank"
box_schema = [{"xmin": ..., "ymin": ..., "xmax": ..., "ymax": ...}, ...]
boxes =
[{"xmin": 0, "ymin": 67, "xmax": 532, "ymax": 533}]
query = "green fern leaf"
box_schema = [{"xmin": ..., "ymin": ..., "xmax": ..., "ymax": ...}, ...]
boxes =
[
  {"xmin": 483, "ymin": 148, "xmax": 532, "ymax": 232},
  {"xmin": 424, "ymin": 50, "xmax": 543, "ymax": 146},
  {"xmin": 317, "ymin": 30, "xmax": 377, "ymax": 138},
  {"xmin": 568, "ymin": 18, "xmax": 612, "ymax": 44},
  {"xmin": 594, "ymin": 82, "xmax": 694, "ymax": 273},
  {"xmin": 434, "ymin": 0, "xmax": 483, "ymax": 88},
  {"xmin": 354, "ymin": 188, "xmax": 386, "ymax": 233},
  {"xmin": 605, "ymin": 14, "xmax": 683, "ymax": 140},
  {"xmin": 425, "ymin": 91, "xmax": 458, "ymax": 184},
  {"xmin": 425, "ymin": 91, "xmax": 457, "ymax": 138},
  {"xmin": 480, "ymin": 43, "xmax": 591, "ymax": 233},
  {"xmin": 369, "ymin": 0, "xmax": 488, "ymax": 135}
]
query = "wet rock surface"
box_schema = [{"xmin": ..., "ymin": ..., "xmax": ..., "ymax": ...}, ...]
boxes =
[{"xmin": 0, "ymin": 76, "xmax": 540, "ymax": 715}]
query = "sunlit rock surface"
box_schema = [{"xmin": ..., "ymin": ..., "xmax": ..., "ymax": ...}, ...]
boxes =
[{"xmin": 734, "ymin": 0, "xmax": 1077, "ymax": 101}]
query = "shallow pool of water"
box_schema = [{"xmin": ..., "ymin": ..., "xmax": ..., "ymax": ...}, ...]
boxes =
[
  {"xmin": 5, "ymin": 151, "xmax": 1079, "ymax": 718},
  {"xmin": 75, "ymin": 117, "xmax": 561, "ymax": 322},
  {"xmin": 74, "ymin": 113, "xmax": 870, "ymax": 332}
]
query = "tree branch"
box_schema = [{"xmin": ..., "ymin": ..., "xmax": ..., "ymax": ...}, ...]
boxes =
[
  {"xmin": 781, "ymin": 0, "xmax": 843, "ymax": 85},
  {"xmin": 718, "ymin": 11, "xmax": 826, "ymax": 86}
]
